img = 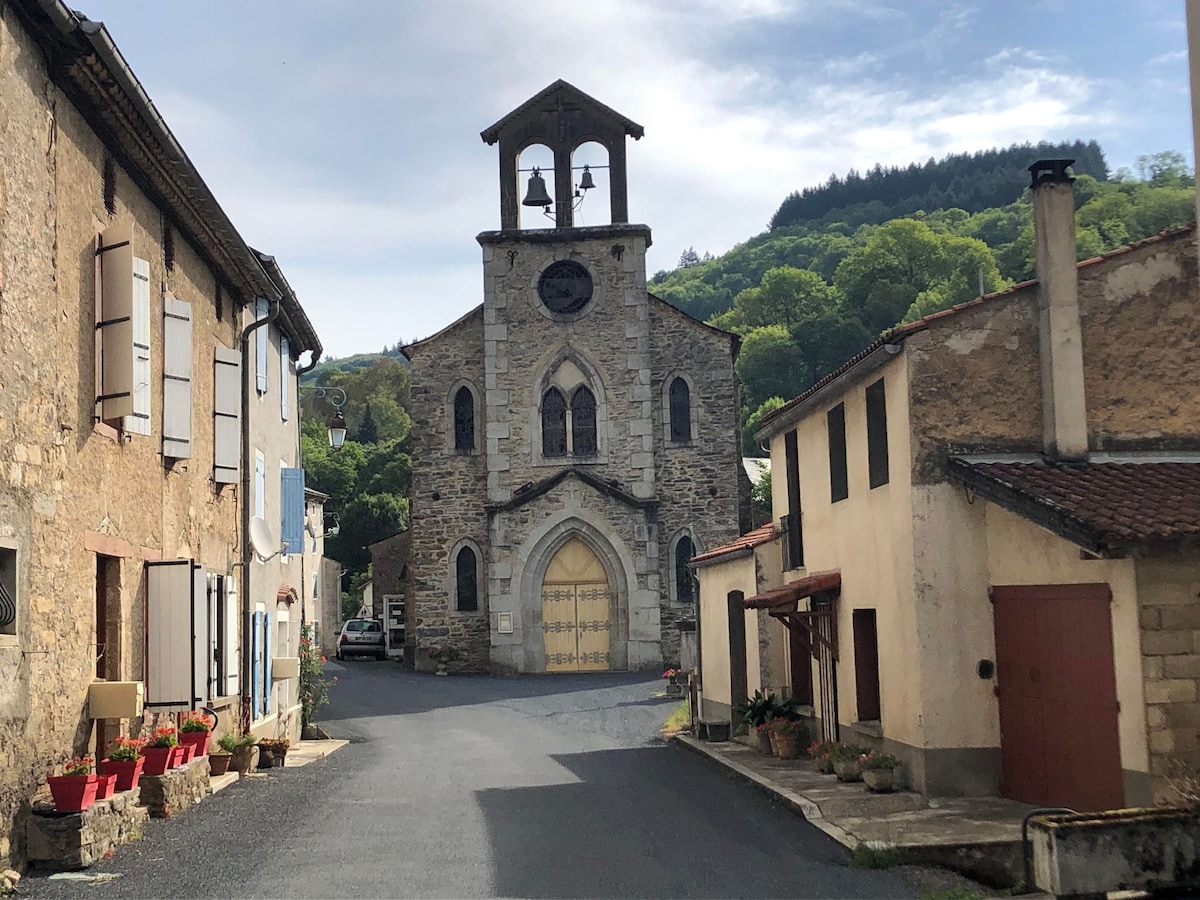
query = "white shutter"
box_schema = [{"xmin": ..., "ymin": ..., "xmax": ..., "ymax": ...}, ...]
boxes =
[
  {"xmin": 162, "ymin": 295, "xmax": 193, "ymax": 457},
  {"xmin": 255, "ymin": 297, "xmax": 269, "ymax": 394},
  {"xmin": 192, "ymin": 562, "xmax": 209, "ymax": 706},
  {"xmin": 213, "ymin": 347, "xmax": 240, "ymax": 483},
  {"xmin": 146, "ymin": 559, "xmax": 202, "ymax": 712},
  {"xmin": 280, "ymin": 336, "xmax": 290, "ymax": 421},
  {"xmin": 224, "ymin": 576, "xmax": 240, "ymax": 696},
  {"xmin": 123, "ymin": 257, "xmax": 152, "ymax": 435},
  {"xmin": 255, "ymin": 454, "xmax": 266, "ymax": 521},
  {"xmin": 97, "ymin": 222, "xmax": 135, "ymax": 421}
]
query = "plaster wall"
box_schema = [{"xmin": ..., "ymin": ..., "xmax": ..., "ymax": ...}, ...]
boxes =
[{"xmin": 696, "ymin": 553, "xmax": 756, "ymax": 717}]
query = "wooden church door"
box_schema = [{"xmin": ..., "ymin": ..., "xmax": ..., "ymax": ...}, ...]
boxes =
[{"xmin": 541, "ymin": 538, "xmax": 612, "ymax": 672}]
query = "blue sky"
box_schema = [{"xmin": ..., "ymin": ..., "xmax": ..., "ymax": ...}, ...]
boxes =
[{"xmin": 80, "ymin": 0, "xmax": 1192, "ymax": 358}]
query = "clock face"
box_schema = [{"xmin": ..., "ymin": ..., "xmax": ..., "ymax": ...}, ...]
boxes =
[{"xmin": 538, "ymin": 260, "xmax": 593, "ymax": 315}]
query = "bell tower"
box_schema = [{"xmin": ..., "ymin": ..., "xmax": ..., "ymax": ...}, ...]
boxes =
[{"xmin": 480, "ymin": 79, "xmax": 644, "ymax": 230}]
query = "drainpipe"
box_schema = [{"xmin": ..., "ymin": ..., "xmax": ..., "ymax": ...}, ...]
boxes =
[
  {"xmin": 239, "ymin": 298, "xmax": 279, "ymax": 730},
  {"xmin": 293, "ymin": 353, "xmax": 318, "ymax": 638}
]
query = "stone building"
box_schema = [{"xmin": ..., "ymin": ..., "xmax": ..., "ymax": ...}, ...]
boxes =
[
  {"xmin": 367, "ymin": 530, "xmax": 410, "ymax": 657},
  {"xmin": 696, "ymin": 159, "xmax": 1200, "ymax": 810},
  {"xmin": 404, "ymin": 81, "xmax": 745, "ymax": 674},
  {"xmin": 0, "ymin": 0, "xmax": 320, "ymax": 864}
]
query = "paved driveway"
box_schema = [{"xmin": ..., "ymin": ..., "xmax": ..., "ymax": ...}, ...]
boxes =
[{"xmin": 24, "ymin": 663, "xmax": 914, "ymax": 898}]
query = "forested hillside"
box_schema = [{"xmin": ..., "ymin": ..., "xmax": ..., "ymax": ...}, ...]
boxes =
[{"xmin": 650, "ymin": 148, "xmax": 1194, "ymax": 450}]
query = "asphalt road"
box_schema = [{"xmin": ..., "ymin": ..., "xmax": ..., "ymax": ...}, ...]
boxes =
[{"xmin": 24, "ymin": 663, "xmax": 915, "ymax": 899}]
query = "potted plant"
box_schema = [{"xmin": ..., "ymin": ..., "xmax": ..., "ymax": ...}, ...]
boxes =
[
  {"xmin": 753, "ymin": 721, "xmax": 775, "ymax": 755},
  {"xmin": 208, "ymin": 740, "xmax": 233, "ymax": 777},
  {"xmin": 220, "ymin": 733, "xmax": 257, "ymax": 775},
  {"xmin": 101, "ymin": 737, "xmax": 144, "ymax": 791},
  {"xmin": 258, "ymin": 737, "xmax": 291, "ymax": 768},
  {"xmin": 47, "ymin": 756, "xmax": 104, "ymax": 812},
  {"xmin": 662, "ymin": 668, "xmax": 684, "ymax": 698},
  {"xmin": 734, "ymin": 690, "xmax": 784, "ymax": 749},
  {"xmin": 808, "ymin": 740, "xmax": 836, "ymax": 774},
  {"xmin": 830, "ymin": 743, "xmax": 866, "ymax": 781},
  {"xmin": 769, "ymin": 717, "xmax": 805, "ymax": 759},
  {"xmin": 858, "ymin": 751, "xmax": 901, "ymax": 793},
  {"xmin": 141, "ymin": 725, "xmax": 180, "ymax": 776},
  {"xmin": 179, "ymin": 711, "xmax": 214, "ymax": 757}
]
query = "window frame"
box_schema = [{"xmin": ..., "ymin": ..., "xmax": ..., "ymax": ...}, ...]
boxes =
[
  {"xmin": 541, "ymin": 387, "xmax": 568, "ymax": 458},
  {"xmin": 866, "ymin": 377, "xmax": 889, "ymax": 489},
  {"xmin": 570, "ymin": 385, "xmax": 598, "ymax": 457},
  {"xmin": 827, "ymin": 403, "xmax": 848, "ymax": 503},
  {"xmin": 784, "ymin": 429, "xmax": 803, "ymax": 569},
  {"xmin": 0, "ymin": 541, "xmax": 17, "ymax": 643},
  {"xmin": 669, "ymin": 531, "xmax": 699, "ymax": 605},
  {"xmin": 453, "ymin": 385, "xmax": 476, "ymax": 453},
  {"xmin": 449, "ymin": 539, "xmax": 484, "ymax": 614},
  {"xmin": 852, "ymin": 608, "xmax": 882, "ymax": 723},
  {"xmin": 668, "ymin": 377, "xmax": 692, "ymax": 444}
]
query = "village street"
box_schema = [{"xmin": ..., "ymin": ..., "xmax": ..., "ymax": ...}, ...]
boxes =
[{"xmin": 24, "ymin": 664, "xmax": 916, "ymax": 899}]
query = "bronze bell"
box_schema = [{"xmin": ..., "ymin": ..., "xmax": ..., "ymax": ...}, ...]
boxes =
[
  {"xmin": 578, "ymin": 165, "xmax": 596, "ymax": 191},
  {"xmin": 522, "ymin": 168, "xmax": 553, "ymax": 208}
]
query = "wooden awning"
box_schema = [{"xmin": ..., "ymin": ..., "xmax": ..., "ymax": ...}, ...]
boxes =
[
  {"xmin": 744, "ymin": 571, "xmax": 841, "ymax": 661},
  {"xmin": 742, "ymin": 571, "xmax": 841, "ymax": 609}
]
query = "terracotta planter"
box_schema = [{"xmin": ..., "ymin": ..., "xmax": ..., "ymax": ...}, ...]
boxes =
[
  {"xmin": 816, "ymin": 756, "xmax": 835, "ymax": 775},
  {"xmin": 767, "ymin": 729, "xmax": 779, "ymax": 755},
  {"xmin": 833, "ymin": 758, "xmax": 863, "ymax": 782},
  {"xmin": 774, "ymin": 733, "xmax": 801, "ymax": 759},
  {"xmin": 179, "ymin": 731, "xmax": 212, "ymax": 757},
  {"xmin": 100, "ymin": 757, "xmax": 144, "ymax": 792},
  {"xmin": 862, "ymin": 768, "xmax": 895, "ymax": 792},
  {"xmin": 141, "ymin": 746, "xmax": 176, "ymax": 776},
  {"xmin": 756, "ymin": 728, "xmax": 773, "ymax": 754},
  {"xmin": 230, "ymin": 745, "xmax": 255, "ymax": 775},
  {"xmin": 47, "ymin": 775, "xmax": 103, "ymax": 812},
  {"xmin": 208, "ymin": 753, "xmax": 232, "ymax": 776}
]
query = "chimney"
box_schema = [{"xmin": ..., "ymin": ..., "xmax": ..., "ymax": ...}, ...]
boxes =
[{"xmin": 1029, "ymin": 159, "xmax": 1088, "ymax": 460}]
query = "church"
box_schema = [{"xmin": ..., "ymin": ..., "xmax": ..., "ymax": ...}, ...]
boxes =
[{"xmin": 403, "ymin": 81, "xmax": 746, "ymax": 674}]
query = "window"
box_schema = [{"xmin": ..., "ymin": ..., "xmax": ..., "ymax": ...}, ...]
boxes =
[
  {"xmin": 208, "ymin": 573, "xmax": 238, "ymax": 698},
  {"xmin": 280, "ymin": 336, "xmax": 290, "ymax": 421},
  {"xmin": 852, "ymin": 609, "xmax": 881, "ymax": 722},
  {"xmin": 571, "ymin": 386, "xmax": 597, "ymax": 456},
  {"xmin": 784, "ymin": 430, "xmax": 803, "ymax": 568},
  {"xmin": 162, "ymin": 296, "xmax": 193, "ymax": 458},
  {"xmin": 0, "ymin": 546, "xmax": 16, "ymax": 638},
  {"xmin": 866, "ymin": 378, "xmax": 889, "ymax": 489},
  {"xmin": 673, "ymin": 535, "xmax": 696, "ymax": 604},
  {"xmin": 213, "ymin": 347, "xmax": 241, "ymax": 483},
  {"xmin": 124, "ymin": 257, "xmax": 152, "ymax": 436},
  {"xmin": 827, "ymin": 403, "xmax": 848, "ymax": 503},
  {"xmin": 455, "ymin": 546, "xmax": 478, "ymax": 612},
  {"xmin": 453, "ymin": 386, "xmax": 475, "ymax": 452},
  {"xmin": 542, "ymin": 388, "xmax": 567, "ymax": 457},
  {"xmin": 668, "ymin": 377, "xmax": 691, "ymax": 443}
]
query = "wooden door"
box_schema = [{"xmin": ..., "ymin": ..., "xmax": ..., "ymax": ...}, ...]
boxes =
[
  {"xmin": 992, "ymin": 584, "xmax": 1123, "ymax": 811},
  {"xmin": 542, "ymin": 539, "xmax": 611, "ymax": 672}
]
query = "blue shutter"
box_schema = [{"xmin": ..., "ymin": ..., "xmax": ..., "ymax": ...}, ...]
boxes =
[
  {"xmin": 280, "ymin": 468, "xmax": 306, "ymax": 554},
  {"xmin": 264, "ymin": 612, "xmax": 273, "ymax": 717},
  {"xmin": 251, "ymin": 611, "xmax": 263, "ymax": 719},
  {"xmin": 255, "ymin": 297, "xmax": 268, "ymax": 394}
]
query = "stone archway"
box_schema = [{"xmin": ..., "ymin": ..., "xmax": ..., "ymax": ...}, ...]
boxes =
[{"xmin": 541, "ymin": 538, "xmax": 612, "ymax": 672}]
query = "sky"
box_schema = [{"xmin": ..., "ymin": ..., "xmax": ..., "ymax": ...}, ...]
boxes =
[{"xmin": 79, "ymin": 0, "xmax": 1192, "ymax": 359}]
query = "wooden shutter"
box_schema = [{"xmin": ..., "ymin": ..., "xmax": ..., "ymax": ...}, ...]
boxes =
[
  {"xmin": 866, "ymin": 378, "xmax": 889, "ymax": 489},
  {"xmin": 280, "ymin": 468, "xmax": 305, "ymax": 554},
  {"xmin": 97, "ymin": 222, "xmax": 135, "ymax": 421},
  {"xmin": 827, "ymin": 403, "xmax": 848, "ymax": 503},
  {"xmin": 251, "ymin": 611, "xmax": 263, "ymax": 718},
  {"xmin": 207, "ymin": 574, "xmax": 219, "ymax": 701},
  {"xmin": 124, "ymin": 257, "xmax": 152, "ymax": 435},
  {"xmin": 213, "ymin": 347, "xmax": 240, "ymax": 483},
  {"xmin": 784, "ymin": 430, "xmax": 803, "ymax": 568},
  {"xmin": 255, "ymin": 297, "xmax": 269, "ymax": 394},
  {"xmin": 224, "ymin": 577, "xmax": 239, "ymax": 696},
  {"xmin": 263, "ymin": 612, "xmax": 273, "ymax": 717},
  {"xmin": 146, "ymin": 559, "xmax": 206, "ymax": 711},
  {"xmin": 280, "ymin": 336, "xmax": 290, "ymax": 420},
  {"xmin": 162, "ymin": 295, "xmax": 193, "ymax": 457}
]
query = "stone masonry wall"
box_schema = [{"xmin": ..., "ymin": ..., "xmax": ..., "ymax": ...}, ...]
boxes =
[
  {"xmin": 1136, "ymin": 556, "xmax": 1200, "ymax": 804},
  {"xmin": 0, "ymin": 10, "xmax": 242, "ymax": 865}
]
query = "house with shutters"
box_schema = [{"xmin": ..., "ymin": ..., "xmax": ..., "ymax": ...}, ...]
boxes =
[
  {"xmin": 0, "ymin": 0, "xmax": 321, "ymax": 865},
  {"xmin": 695, "ymin": 160, "xmax": 1200, "ymax": 812}
]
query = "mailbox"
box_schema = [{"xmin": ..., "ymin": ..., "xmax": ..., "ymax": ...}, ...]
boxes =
[
  {"xmin": 88, "ymin": 681, "xmax": 144, "ymax": 719},
  {"xmin": 271, "ymin": 657, "xmax": 300, "ymax": 680}
]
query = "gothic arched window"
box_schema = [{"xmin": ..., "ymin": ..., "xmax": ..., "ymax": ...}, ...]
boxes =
[
  {"xmin": 669, "ymin": 377, "xmax": 691, "ymax": 443},
  {"xmin": 455, "ymin": 545, "xmax": 478, "ymax": 612},
  {"xmin": 542, "ymin": 388, "xmax": 567, "ymax": 457},
  {"xmin": 571, "ymin": 386, "xmax": 597, "ymax": 456},
  {"xmin": 453, "ymin": 386, "xmax": 475, "ymax": 452},
  {"xmin": 674, "ymin": 535, "xmax": 696, "ymax": 604}
]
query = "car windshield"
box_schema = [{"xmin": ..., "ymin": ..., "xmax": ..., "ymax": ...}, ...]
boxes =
[{"xmin": 345, "ymin": 620, "xmax": 381, "ymax": 633}]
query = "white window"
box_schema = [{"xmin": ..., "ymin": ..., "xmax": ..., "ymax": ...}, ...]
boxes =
[
  {"xmin": 213, "ymin": 347, "xmax": 241, "ymax": 483},
  {"xmin": 255, "ymin": 297, "xmax": 269, "ymax": 394},
  {"xmin": 124, "ymin": 257, "xmax": 152, "ymax": 436},
  {"xmin": 280, "ymin": 336, "xmax": 290, "ymax": 420},
  {"xmin": 145, "ymin": 559, "xmax": 208, "ymax": 712},
  {"xmin": 162, "ymin": 295, "xmax": 193, "ymax": 457}
]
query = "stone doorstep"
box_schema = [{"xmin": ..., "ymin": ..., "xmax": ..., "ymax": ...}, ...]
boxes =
[
  {"xmin": 674, "ymin": 735, "xmax": 1034, "ymax": 890},
  {"xmin": 208, "ymin": 771, "xmax": 239, "ymax": 794},
  {"xmin": 283, "ymin": 738, "xmax": 349, "ymax": 768}
]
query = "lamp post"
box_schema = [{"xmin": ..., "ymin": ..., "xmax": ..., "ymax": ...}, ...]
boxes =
[{"xmin": 299, "ymin": 385, "xmax": 349, "ymax": 450}]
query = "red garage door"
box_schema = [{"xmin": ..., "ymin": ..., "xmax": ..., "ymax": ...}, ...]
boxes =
[{"xmin": 992, "ymin": 583, "xmax": 1123, "ymax": 812}]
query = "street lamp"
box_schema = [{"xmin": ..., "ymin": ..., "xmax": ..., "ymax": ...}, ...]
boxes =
[{"xmin": 299, "ymin": 385, "xmax": 349, "ymax": 450}]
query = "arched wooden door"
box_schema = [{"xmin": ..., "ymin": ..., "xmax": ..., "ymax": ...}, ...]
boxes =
[{"xmin": 542, "ymin": 538, "xmax": 612, "ymax": 672}]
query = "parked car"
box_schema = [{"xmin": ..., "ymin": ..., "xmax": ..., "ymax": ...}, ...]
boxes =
[{"xmin": 336, "ymin": 618, "xmax": 386, "ymax": 661}]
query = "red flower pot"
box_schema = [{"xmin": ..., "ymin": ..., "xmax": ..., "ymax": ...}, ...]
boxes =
[
  {"xmin": 179, "ymin": 731, "xmax": 211, "ymax": 757},
  {"xmin": 140, "ymin": 746, "xmax": 176, "ymax": 776},
  {"xmin": 177, "ymin": 744, "xmax": 195, "ymax": 764},
  {"xmin": 96, "ymin": 773, "xmax": 117, "ymax": 800},
  {"xmin": 100, "ymin": 757, "xmax": 144, "ymax": 792},
  {"xmin": 47, "ymin": 775, "xmax": 103, "ymax": 812}
]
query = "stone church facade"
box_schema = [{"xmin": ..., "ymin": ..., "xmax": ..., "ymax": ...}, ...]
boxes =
[{"xmin": 404, "ymin": 82, "xmax": 745, "ymax": 674}]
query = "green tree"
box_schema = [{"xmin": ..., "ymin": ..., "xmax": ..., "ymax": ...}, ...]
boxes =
[
  {"xmin": 356, "ymin": 402, "xmax": 378, "ymax": 443},
  {"xmin": 735, "ymin": 326, "xmax": 810, "ymax": 414},
  {"xmin": 710, "ymin": 267, "xmax": 842, "ymax": 334}
]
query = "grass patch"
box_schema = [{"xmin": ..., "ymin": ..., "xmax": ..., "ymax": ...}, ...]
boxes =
[
  {"xmin": 661, "ymin": 699, "xmax": 690, "ymax": 736},
  {"xmin": 848, "ymin": 843, "xmax": 905, "ymax": 870}
]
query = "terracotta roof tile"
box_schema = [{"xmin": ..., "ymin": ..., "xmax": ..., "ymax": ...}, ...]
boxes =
[
  {"xmin": 690, "ymin": 523, "xmax": 777, "ymax": 566},
  {"xmin": 743, "ymin": 571, "xmax": 842, "ymax": 609},
  {"xmin": 947, "ymin": 459, "xmax": 1200, "ymax": 551}
]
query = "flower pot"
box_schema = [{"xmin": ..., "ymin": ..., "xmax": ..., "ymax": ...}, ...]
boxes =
[
  {"xmin": 177, "ymin": 744, "xmax": 195, "ymax": 764},
  {"xmin": 230, "ymin": 745, "xmax": 255, "ymax": 775},
  {"xmin": 274, "ymin": 746, "xmax": 289, "ymax": 767},
  {"xmin": 862, "ymin": 768, "xmax": 895, "ymax": 793},
  {"xmin": 179, "ymin": 731, "xmax": 212, "ymax": 757},
  {"xmin": 833, "ymin": 758, "xmax": 863, "ymax": 782},
  {"xmin": 756, "ymin": 729, "xmax": 773, "ymax": 755},
  {"xmin": 257, "ymin": 746, "xmax": 276, "ymax": 769},
  {"xmin": 96, "ymin": 773, "xmax": 118, "ymax": 800},
  {"xmin": 774, "ymin": 733, "xmax": 801, "ymax": 759},
  {"xmin": 208, "ymin": 753, "xmax": 232, "ymax": 776},
  {"xmin": 101, "ymin": 757, "xmax": 144, "ymax": 792},
  {"xmin": 767, "ymin": 729, "xmax": 779, "ymax": 755},
  {"xmin": 817, "ymin": 756, "xmax": 835, "ymax": 775},
  {"xmin": 141, "ymin": 746, "xmax": 176, "ymax": 776},
  {"xmin": 47, "ymin": 775, "xmax": 103, "ymax": 812}
]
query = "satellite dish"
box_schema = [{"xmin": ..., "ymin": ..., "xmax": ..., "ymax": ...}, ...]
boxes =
[{"xmin": 249, "ymin": 517, "xmax": 279, "ymax": 562}]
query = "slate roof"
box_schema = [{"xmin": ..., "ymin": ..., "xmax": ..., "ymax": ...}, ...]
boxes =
[
  {"xmin": 947, "ymin": 458, "xmax": 1200, "ymax": 553},
  {"xmin": 690, "ymin": 523, "xmax": 777, "ymax": 567}
]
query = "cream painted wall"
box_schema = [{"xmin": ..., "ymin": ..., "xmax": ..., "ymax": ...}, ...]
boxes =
[
  {"xmin": 767, "ymin": 354, "xmax": 921, "ymax": 744},
  {"xmin": 984, "ymin": 504, "xmax": 1147, "ymax": 776},
  {"xmin": 697, "ymin": 553, "xmax": 758, "ymax": 709}
]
